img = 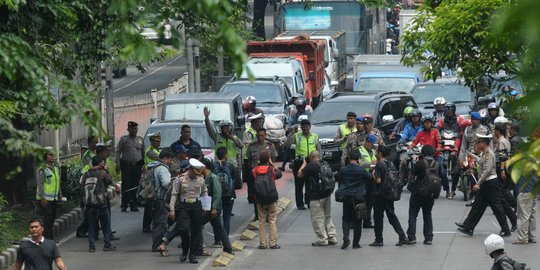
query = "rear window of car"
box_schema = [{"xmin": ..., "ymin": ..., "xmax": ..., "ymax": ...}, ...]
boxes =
[
  {"xmin": 310, "ymin": 100, "xmax": 375, "ymax": 125},
  {"xmin": 144, "ymin": 125, "xmax": 213, "ymax": 149}
]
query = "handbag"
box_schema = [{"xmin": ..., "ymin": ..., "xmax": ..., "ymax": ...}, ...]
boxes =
[{"xmin": 354, "ymin": 202, "xmax": 367, "ymax": 220}]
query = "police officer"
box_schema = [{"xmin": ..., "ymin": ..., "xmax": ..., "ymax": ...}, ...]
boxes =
[
  {"xmin": 358, "ymin": 135, "xmax": 378, "ymax": 228},
  {"xmin": 81, "ymin": 136, "xmax": 98, "ymax": 174},
  {"xmin": 142, "ymin": 132, "xmax": 161, "ymax": 233},
  {"xmin": 243, "ymin": 113, "xmax": 265, "ymax": 190},
  {"xmin": 334, "ymin": 112, "xmax": 357, "ymax": 152},
  {"xmin": 168, "ymin": 158, "xmax": 207, "ymax": 264},
  {"xmin": 36, "ymin": 147, "xmax": 63, "ymax": 240},
  {"xmin": 455, "ymin": 134, "xmax": 511, "ymax": 237},
  {"xmin": 116, "ymin": 121, "xmax": 144, "ymax": 212},
  {"xmin": 493, "ymin": 123, "xmax": 517, "ymax": 232},
  {"xmin": 362, "ymin": 114, "xmax": 385, "ymax": 145},
  {"xmin": 287, "ymin": 119, "xmax": 321, "ymax": 210},
  {"xmin": 341, "ymin": 116, "xmax": 367, "ymax": 165}
]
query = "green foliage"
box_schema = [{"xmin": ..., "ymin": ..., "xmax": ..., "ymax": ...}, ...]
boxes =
[{"xmin": 0, "ymin": 194, "xmax": 14, "ymax": 248}]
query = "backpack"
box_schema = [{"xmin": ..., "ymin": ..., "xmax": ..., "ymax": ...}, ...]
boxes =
[
  {"xmin": 379, "ymin": 161, "xmax": 403, "ymax": 201},
  {"xmin": 416, "ymin": 159, "xmax": 442, "ymax": 198},
  {"xmin": 137, "ymin": 166, "xmax": 159, "ymax": 202},
  {"xmin": 253, "ymin": 166, "xmax": 279, "ymax": 205},
  {"xmin": 213, "ymin": 161, "xmax": 234, "ymax": 198},
  {"xmin": 318, "ymin": 161, "xmax": 335, "ymax": 197},
  {"xmin": 495, "ymin": 256, "xmax": 530, "ymax": 270},
  {"xmin": 82, "ymin": 175, "xmax": 106, "ymax": 208}
]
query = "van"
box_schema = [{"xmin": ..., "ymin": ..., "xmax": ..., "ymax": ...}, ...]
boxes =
[{"xmin": 241, "ymin": 57, "xmax": 306, "ymax": 96}]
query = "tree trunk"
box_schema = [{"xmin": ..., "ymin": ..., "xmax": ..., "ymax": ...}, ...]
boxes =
[{"xmin": 252, "ymin": 0, "xmax": 268, "ymax": 40}]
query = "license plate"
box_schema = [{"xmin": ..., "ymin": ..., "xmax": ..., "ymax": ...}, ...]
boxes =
[
  {"xmin": 322, "ymin": 151, "xmax": 333, "ymax": 158},
  {"xmin": 443, "ymin": 140, "xmax": 454, "ymax": 146}
]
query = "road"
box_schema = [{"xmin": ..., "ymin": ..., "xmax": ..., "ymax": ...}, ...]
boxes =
[{"xmin": 53, "ymin": 165, "xmax": 538, "ymax": 270}]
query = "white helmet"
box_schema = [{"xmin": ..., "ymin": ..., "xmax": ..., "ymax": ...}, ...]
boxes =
[
  {"xmin": 298, "ymin": 115, "xmax": 309, "ymax": 122},
  {"xmin": 484, "ymin": 234, "xmax": 505, "ymax": 255},
  {"xmin": 218, "ymin": 120, "xmax": 233, "ymax": 128},
  {"xmin": 433, "ymin": 97, "xmax": 447, "ymax": 106},
  {"xmin": 494, "ymin": 116, "xmax": 508, "ymax": 124}
]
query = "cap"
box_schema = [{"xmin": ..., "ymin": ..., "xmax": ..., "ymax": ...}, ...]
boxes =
[
  {"xmin": 248, "ymin": 113, "xmax": 264, "ymax": 120},
  {"xmin": 347, "ymin": 112, "xmax": 357, "ymax": 118},
  {"xmin": 356, "ymin": 116, "xmax": 364, "ymax": 122},
  {"xmin": 43, "ymin": 146, "xmax": 55, "ymax": 153},
  {"xmin": 362, "ymin": 116, "xmax": 373, "ymax": 123},
  {"xmin": 469, "ymin": 111, "xmax": 482, "ymax": 120},
  {"xmin": 149, "ymin": 132, "xmax": 161, "ymax": 141},
  {"xmin": 189, "ymin": 158, "xmax": 205, "ymax": 170},
  {"xmin": 174, "ymin": 144, "xmax": 189, "ymax": 154},
  {"xmin": 494, "ymin": 116, "xmax": 508, "ymax": 124},
  {"xmin": 300, "ymin": 119, "xmax": 311, "ymax": 126},
  {"xmin": 180, "ymin": 160, "xmax": 191, "ymax": 170},
  {"xmin": 128, "ymin": 121, "xmax": 139, "ymax": 128},
  {"xmin": 366, "ymin": 134, "xmax": 377, "ymax": 145}
]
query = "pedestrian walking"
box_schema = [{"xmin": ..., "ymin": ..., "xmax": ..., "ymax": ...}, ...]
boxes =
[
  {"xmin": 512, "ymin": 175, "xmax": 538, "ymax": 245},
  {"xmin": 82, "ymin": 156, "xmax": 116, "ymax": 252},
  {"xmin": 116, "ymin": 121, "xmax": 144, "ymax": 212},
  {"xmin": 36, "ymin": 147, "xmax": 63, "ymax": 240},
  {"xmin": 143, "ymin": 132, "xmax": 161, "ymax": 233},
  {"xmin": 213, "ymin": 147, "xmax": 236, "ymax": 236},
  {"xmin": 168, "ymin": 158, "xmax": 207, "ymax": 264},
  {"xmin": 299, "ymin": 151, "xmax": 338, "ymax": 247},
  {"xmin": 456, "ymin": 134, "xmax": 512, "ymax": 237},
  {"xmin": 335, "ymin": 150, "xmax": 373, "ymax": 249},
  {"xmin": 13, "ymin": 218, "xmax": 67, "ymax": 270},
  {"xmin": 493, "ymin": 123, "xmax": 517, "ymax": 232},
  {"xmin": 358, "ymin": 135, "xmax": 378, "ymax": 229},
  {"xmin": 370, "ymin": 145, "xmax": 408, "ymax": 247},
  {"xmin": 406, "ymin": 145, "xmax": 441, "ymax": 245}
]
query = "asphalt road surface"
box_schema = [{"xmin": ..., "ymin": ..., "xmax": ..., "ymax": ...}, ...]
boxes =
[{"xmin": 51, "ymin": 165, "xmax": 538, "ymax": 270}]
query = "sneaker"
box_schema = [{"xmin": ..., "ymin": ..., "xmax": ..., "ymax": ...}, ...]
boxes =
[
  {"xmin": 368, "ymin": 242, "xmax": 383, "ymax": 247},
  {"xmin": 328, "ymin": 240, "xmax": 338, "ymax": 246},
  {"xmin": 211, "ymin": 241, "xmax": 223, "ymax": 248},
  {"xmin": 423, "ymin": 240, "xmax": 432, "ymax": 245},
  {"xmin": 512, "ymin": 240, "xmax": 528, "ymax": 245},
  {"xmin": 103, "ymin": 245, "xmax": 117, "ymax": 251},
  {"xmin": 312, "ymin": 241, "xmax": 328, "ymax": 247},
  {"xmin": 396, "ymin": 239, "xmax": 408, "ymax": 246},
  {"xmin": 445, "ymin": 191, "xmax": 450, "ymax": 199},
  {"xmin": 407, "ymin": 240, "xmax": 416, "ymax": 245},
  {"xmin": 499, "ymin": 231, "xmax": 511, "ymax": 238},
  {"xmin": 89, "ymin": 247, "xmax": 95, "ymax": 253},
  {"xmin": 448, "ymin": 191, "xmax": 456, "ymax": 199},
  {"xmin": 270, "ymin": 245, "xmax": 281, "ymax": 249}
]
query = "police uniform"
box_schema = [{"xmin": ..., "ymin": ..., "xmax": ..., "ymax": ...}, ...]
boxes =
[
  {"xmin": 143, "ymin": 132, "xmax": 161, "ymax": 232},
  {"xmin": 334, "ymin": 123, "xmax": 357, "ymax": 151},
  {"xmin": 81, "ymin": 148, "xmax": 96, "ymax": 174},
  {"xmin": 116, "ymin": 121, "xmax": 144, "ymax": 212},
  {"xmin": 242, "ymin": 114, "xmax": 263, "ymax": 191},
  {"xmin": 358, "ymin": 136, "xmax": 378, "ymax": 228},
  {"xmin": 36, "ymin": 156, "xmax": 62, "ymax": 240}
]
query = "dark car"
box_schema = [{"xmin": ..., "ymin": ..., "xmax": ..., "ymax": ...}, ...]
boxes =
[
  {"xmin": 220, "ymin": 78, "xmax": 292, "ymax": 124},
  {"xmin": 411, "ymin": 80, "xmax": 476, "ymax": 118},
  {"xmin": 309, "ymin": 91, "xmax": 417, "ymax": 171}
]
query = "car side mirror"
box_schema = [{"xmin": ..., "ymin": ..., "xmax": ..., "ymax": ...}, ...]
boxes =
[
  {"xmin": 150, "ymin": 118, "xmax": 157, "ymax": 124},
  {"xmin": 332, "ymin": 48, "xmax": 339, "ymax": 59},
  {"xmin": 382, "ymin": 115, "xmax": 394, "ymax": 124},
  {"xmin": 309, "ymin": 71, "xmax": 315, "ymax": 81},
  {"xmin": 330, "ymin": 81, "xmax": 339, "ymax": 87}
]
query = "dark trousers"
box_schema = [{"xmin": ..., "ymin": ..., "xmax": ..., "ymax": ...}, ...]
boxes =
[
  {"xmin": 462, "ymin": 179, "xmax": 510, "ymax": 232},
  {"xmin": 245, "ymin": 164, "xmax": 258, "ymax": 217},
  {"xmin": 293, "ymin": 159, "xmax": 307, "ymax": 208},
  {"xmin": 120, "ymin": 160, "xmax": 143, "ymax": 208},
  {"xmin": 88, "ymin": 207, "xmax": 112, "ymax": 249},
  {"xmin": 500, "ymin": 189, "xmax": 517, "ymax": 227},
  {"xmin": 374, "ymin": 197, "xmax": 406, "ymax": 243},
  {"xmin": 38, "ymin": 201, "xmax": 58, "ymax": 240},
  {"xmin": 435, "ymin": 156, "xmax": 449, "ymax": 192},
  {"xmin": 365, "ymin": 181, "xmax": 375, "ymax": 225},
  {"xmin": 449, "ymin": 155, "xmax": 461, "ymax": 192},
  {"xmin": 151, "ymin": 199, "xmax": 169, "ymax": 251},
  {"xmin": 143, "ymin": 202, "xmax": 153, "ymax": 230},
  {"xmin": 342, "ymin": 197, "xmax": 362, "ymax": 244},
  {"xmin": 221, "ymin": 198, "xmax": 234, "ymax": 235},
  {"xmin": 200, "ymin": 211, "xmax": 233, "ymax": 254},
  {"xmin": 177, "ymin": 201, "xmax": 202, "ymax": 259},
  {"xmin": 407, "ymin": 195, "xmax": 434, "ymax": 241}
]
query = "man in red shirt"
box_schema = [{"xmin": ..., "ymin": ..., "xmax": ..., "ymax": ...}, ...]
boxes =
[{"xmin": 409, "ymin": 116, "xmax": 450, "ymax": 197}]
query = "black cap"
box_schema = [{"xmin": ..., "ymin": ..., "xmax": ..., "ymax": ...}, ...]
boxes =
[
  {"xmin": 300, "ymin": 119, "xmax": 311, "ymax": 126},
  {"xmin": 347, "ymin": 112, "xmax": 357, "ymax": 118},
  {"xmin": 128, "ymin": 121, "xmax": 139, "ymax": 128}
]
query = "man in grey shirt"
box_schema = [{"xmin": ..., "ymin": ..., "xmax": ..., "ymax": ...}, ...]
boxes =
[{"xmin": 116, "ymin": 121, "xmax": 144, "ymax": 212}]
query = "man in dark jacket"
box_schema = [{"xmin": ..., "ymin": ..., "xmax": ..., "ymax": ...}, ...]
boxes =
[{"xmin": 406, "ymin": 145, "xmax": 441, "ymax": 245}]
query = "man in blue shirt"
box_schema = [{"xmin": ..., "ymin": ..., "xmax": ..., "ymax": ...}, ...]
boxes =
[{"xmin": 400, "ymin": 109, "xmax": 422, "ymax": 143}]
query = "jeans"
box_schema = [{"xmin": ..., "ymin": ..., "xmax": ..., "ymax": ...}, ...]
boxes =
[
  {"xmin": 407, "ymin": 195, "xmax": 434, "ymax": 241},
  {"xmin": 374, "ymin": 197, "xmax": 406, "ymax": 243},
  {"xmin": 151, "ymin": 199, "xmax": 168, "ymax": 251},
  {"xmin": 88, "ymin": 207, "xmax": 112, "ymax": 249},
  {"xmin": 341, "ymin": 197, "xmax": 361, "ymax": 245},
  {"xmin": 221, "ymin": 197, "xmax": 234, "ymax": 235},
  {"xmin": 435, "ymin": 156, "xmax": 449, "ymax": 192}
]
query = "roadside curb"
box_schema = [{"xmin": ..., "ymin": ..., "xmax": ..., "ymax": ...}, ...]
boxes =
[{"xmin": 0, "ymin": 184, "xmax": 120, "ymax": 270}]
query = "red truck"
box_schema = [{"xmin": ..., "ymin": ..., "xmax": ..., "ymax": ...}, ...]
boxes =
[{"xmin": 246, "ymin": 35, "xmax": 326, "ymax": 108}]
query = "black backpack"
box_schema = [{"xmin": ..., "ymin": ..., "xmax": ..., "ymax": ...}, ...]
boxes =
[
  {"xmin": 416, "ymin": 159, "xmax": 442, "ymax": 198},
  {"xmin": 318, "ymin": 161, "xmax": 335, "ymax": 197},
  {"xmin": 82, "ymin": 174, "xmax": 106, "ymax": 208},
  {"xmin": 254, "ymin": 166, "xmax": 279, "ymax": 205},
  {"xmin": 213, "ymin": 161, "xmax": 234, "ymax": 198},
  {"xmin": 495, "ymin": 256, "xmax": 530, "ymax": 270},
  {"xmin": 379, "ymin": 161, "xmax": 403, "ymax": 201}
]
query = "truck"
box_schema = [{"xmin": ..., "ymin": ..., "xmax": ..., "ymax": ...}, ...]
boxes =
[
  {"xmin": 246, "ymin": 36, "xmax": 326, "ymax": 108},
  {"xmin": 275, "ymin": 30, "xmax": 347, "ymax": 91}
]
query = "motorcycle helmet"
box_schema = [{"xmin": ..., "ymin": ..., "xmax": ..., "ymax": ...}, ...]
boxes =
[
  {"xmin": 294, "ymin": 98, "xmax": 307, "ymax": 107},
  {"xmin": 433, "ymin": 97, "xmax": 447, "ymax": 106},
  {"xmin": 410, "ymin": 109, "xmax": 422, "ymax": 118},
  {"xmin": 403, "ymin": 106, "xmax": 414, "ymax": 118},
  {"xmin": 245, "ymin": 96, "xmax": 256, "ymax": 104},
  {"xmin": 494, "ymin": 116, "xmax": 508, "ymax": 124},
  {"xmin": 510, "ymin": 90, "xmax": 519, "ymax": 97},
  {"xmin": 487, "ymin": 102, "xmax": 499, "ymax": 110},
  {"xmin": 444, "ymin": 102, "xmax": 456, "ymax": 113},
  {"xmin": 484, "ymin": 234, "xmax": 505, "ymax": 256},
  {"xmin": 421, "ymin": 115, "xmax": 433, "ymax": 123},
  {"xmin": 218, "ymin": 120, "xmax": 233, "ymax": 128},
  {"xmin": 484, "ymin": 95, "xmax": 496, "ymax": 105}
]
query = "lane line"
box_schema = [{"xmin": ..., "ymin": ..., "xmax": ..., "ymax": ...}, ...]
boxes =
[{"xmin": 113, "ymin": 55, "xmax": 183, "ymax": 93}]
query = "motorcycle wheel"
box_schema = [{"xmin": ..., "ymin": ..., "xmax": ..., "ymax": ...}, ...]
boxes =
[{"xmin": 461, "ymin": 175, "xmax": 469, "ymax": 201}]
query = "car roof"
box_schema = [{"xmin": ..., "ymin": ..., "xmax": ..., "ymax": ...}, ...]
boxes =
[
  {"xmin": 358, "ymin": 72, "xmax": 419, "ymax": 79},
  {"xmin": 165, "ymin": 92, "xmax": 240, "ymax": 102},
  {"xmin": 326, "ymin": 91, "xmax": 412, "ymax": 102},
  {"xmin": 416, "ymin": 77, "xmax": 464, "ymax": 85},
  {"xmin": 146, "ymin": 120, "xmax": 207, "ymax": 128},
  {"xmin": 225, "ymin": 79, "xmax": 283, "ymax": 86}
]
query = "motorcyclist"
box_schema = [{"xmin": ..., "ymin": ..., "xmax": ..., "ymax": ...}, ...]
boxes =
[
  {"xmin": 399, "ymin": 109, "xmax": 422, "ymax": 143},
  {"xmin": 389, "ymin": 106, "xmax": 414, "ymax": 140},
  {"xmin": 436, "ymin": 102, "xmax": 470, "ymax": 153},
  {"xmin": 429, "ymin": 97, "xmax": 446, "ymax": 123},
  {"xmin": 288, "ymin": 93, "xmax": 313, "ymax": 118},
  {"xmin": 479, "ymin": 95, "xmax": 505, "ymax": 122},
  {"xmin": 244, "ymin": 96, "xmax": 264, "ymax": 119},
  {"xmin": 288, "ymin": 98, "xmax": 311, "ymax": 129},
  {"xmin": 485, "ymin": 102, "xmax": 503, "ymax": 126}
]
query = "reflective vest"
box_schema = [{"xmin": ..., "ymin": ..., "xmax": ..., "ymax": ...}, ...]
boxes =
[
  {"xmin": 359, "ymin": 146, "xmax": 376, "ymax": 171},
  {"xmin": 243, "ymin": 127, "xmax": 257, "ymax": 160},
  {"xmin": 145, "ymin": 146, "xmax": 161, "ymax": 167},
  {"xmin": 37, "ymin": 165, "xmax": 61, "ymax": 201},
  {"xmin": 338, "ymin": 123, "xmax": 356, "ymax": 150},
  {"xmin": 295, "ymin": 132, "xmax": 319, "ymax": 158},
  {"xmin": 215, "ymin": 135, "xmax": 239, "ymax": 166},
  {"xmin": 81, "ymin": 149, "xmax": 96, "ymax": 174}
]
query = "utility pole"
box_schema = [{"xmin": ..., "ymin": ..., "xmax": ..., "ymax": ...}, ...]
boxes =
[
  {"xmin": 187, "ymin": 38, "xmax": 195, "ymax": 93},
  {"xmin": 104, "ymin": 65, "xmax": 115, "ymax": 152},
  {"xmin": 193, "ymin": 41, "xmax": 201, "ymax": 92},
  {"xmin": 217, "ymin": 47, "xmax": 224, "ymax": 77}
]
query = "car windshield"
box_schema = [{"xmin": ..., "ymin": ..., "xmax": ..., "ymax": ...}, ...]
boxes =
[
  {"xmin": 356, "ymin": 77, "xmax": 416, "ymax": 92},
  {"xmin": 144, "ymin": 125, "xmax": 213, "ymax": 149},
  {"xmin": 412, "ymin": 84, "xmax": 473, "ymax": 104},
  {"xmin": 309, "ymin": 101, "xmax": 375, "ymax": 125},
  {"xmin": 221, "ymin": 83, "xmax": 283, "ymax": 104},
  {"xmin": 163, "ymin": 102, "xmax": 231, "ymax": 122}
]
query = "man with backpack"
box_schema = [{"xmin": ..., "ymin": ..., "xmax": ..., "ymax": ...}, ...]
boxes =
[
  {"xmin": 298, "ymin": 150, "xmax": 337, "ymax": 247},
  {"xmin": 484, "ymin": 234, "xmax": 530, "ymax": 270},
  {"xmin": 146, "ymin": 149, "xmax": 175, "ymax": 255},
  {"xmin": 406, "ymin": 145, "xmax": 441, "ymax": 245},
  {"xmin": 143, "ymin": 132, "xmax": 161, "ymax": 233},
  {"xmin": 358, "ymin": 135, "xmax": 378, "ymax": 229},
  {"xmin": 213, "ymin": 147, "xmax": 236, "ymax": 237},
  {"xmin": 252, "ymin": 150, "xmax": 282, "ymax": 249},
  {"xmin": 82, "ymin": 156, "xmax": 115, "ymax": 252}
]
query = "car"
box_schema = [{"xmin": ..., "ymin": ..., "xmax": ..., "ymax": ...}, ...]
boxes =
[
  {"xmin": 161, "ymin": 92, "xmax": 245, "ymax": 137},
  {"xmin": 100, "ymin": 61, "xmax": 127, "ymax": 78},
  {"xmin": 354, "ymin": 71, "xmax": 420, "ymax": 93},
  {"xmin": 220, "ymin": 78, "xmax": 293, "ymax": 123},
  {"xmin": 308, "ymin": 91, "xmax": 417, "ymax": 171},
  {"xmin": 411, "ymin": 80, "xmax": 476, "ymax": 118},
  {"xmin": 143, "ymin": 120, "xmax": 215, "ymax": 159},
  {"xmin": 240, "ymin": 57, "xmax": 307, "ymax": 96}
]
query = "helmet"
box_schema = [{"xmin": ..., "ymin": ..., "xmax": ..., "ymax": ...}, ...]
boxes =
[
  {"xmin": 362, "ymin": 113, "xmax": 373, "ymax": 120},
  {"xmin": 410, "ymin": 109, "xmax": 422, "ymax": 118},
  {"xmin": 298, "ymin": 115, "xmax": 309, "ymax": 122},
  {"xmin": 294, "ymin": 98, "xmax": 307, "ymax": 107},
  {"xmin": 484, "ymin": 95, "xmax": 496, "ymax": 105},
  {"xmin": 487, "ymin": 102, "xmax": 499, "ymax": 110},
  {"xmin": 484, "ymin": 234, "xmax": 505, "ymax": 255},
  {"xmin": 245, "ymin": 96, "xmax": 256, "ymax": 104},
  {"xmin": 218, "ymin": 120, "xmax": 233, "ymax": 128},
  {"xmin": 494, "ymin": 116, "xmax": 508, "ymax": 124},
  {"xmin": 403, "ymin": 106, "xmax": 414, "ymax": 117},
  {"xmin": 292, "ymin": 93, "xmax": 304, "ymax": 99},
  {"xmin": 433, "ymin": 97, "xmax": 447, "ymax": 106},
  {"xmin": 242, "ymin": 99, "xmax": 250, "ymax": 112},
  {"xmin": 421, "ymin": 115, "xmax": 433, "ymax": 123},
  {"xmin": 444, "ymin": 102, "xmax": 456, "ymax": 113}
]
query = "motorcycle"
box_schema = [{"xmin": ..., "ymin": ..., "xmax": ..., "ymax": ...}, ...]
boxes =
[
  {"xmin": 440, "ymin": 130, "xmax": 459, "ymax": 179},
  {"xmin": 459, "ymin": 152, "xmax": 478, "ymax": 201},
  {"xmin": 397, "ymin": 141, "xmax": 421, "ymax": 185}
]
